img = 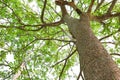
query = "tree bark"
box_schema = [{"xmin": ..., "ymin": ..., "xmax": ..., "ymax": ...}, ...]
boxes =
[{"xmin": 63, "ymin": 13, "xmax": 120, "ymax": 80}]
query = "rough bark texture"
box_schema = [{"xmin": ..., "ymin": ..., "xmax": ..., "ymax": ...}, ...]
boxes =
[{"xmin": 63, "ymin": 13, "xmax": 120, "ymax": 80}]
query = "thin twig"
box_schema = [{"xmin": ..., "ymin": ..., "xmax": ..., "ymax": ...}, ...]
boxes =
[
  {"xmin": 0, "ymin": 1, "xmax": 23, "ymax": 24},
  {"xmin": 22, "ymin": 39, "xmax": 38, "ymax": 50},
  {"xmin": 3, "ymin": 72, "xmax": 15, "ymax": 80},
  {"xmin": 77, "ymin": 54, "xmax": 85, "ymax": 80},
  {"xmin": 56, "ymin": 43, "xmax": 70, "ymax": 61},
  {"xmin": 25, "ymin": 62, "xmax": 32, "ymax": 80},
  {"xmin": 13, "ymin": 62, "xmax": 25, "ymax": 80},
  {"xmin": 37, "ymin": 38, "xmax": 75, "ymax": 43},
  {"xmin": 101, "ymin": 41, "xmax": 115, "ymax": 44},
  {"xmin": 52, "ymin": 49, "xmax": 76, "ymax": 67},
  {"xmin": 77, "ymin": 65, "xmax": 85, "ymax": 80},
  {"xmin": 59, "ymin": 59, "xmax": 67, "ymax": 80},
  {"xmin": 58, "ymin": 49, "xmax": 77, "ymax": 80},
  {"xmin": 99, "ymin": 28, "xmax": 120, "ymax": 41},
  {"xmin": 0, "ymin": 63, "xmax": 9, "ymax": 66},
  {"xmin": 47, "ymin": 3, "xmax": 61, "ymax": 17}
]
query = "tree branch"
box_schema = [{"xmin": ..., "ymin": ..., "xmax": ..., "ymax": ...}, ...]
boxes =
[
  {"xmin": 95, "ymin": 12, "xmax": 120, "ymax": 22},
  {"xmin": 40, "ymin": 0, "xmax": 47, "ymax": 23},
  {"xmin": 111, "ymin": 53, "xmax": 120, "ymax": 56},
  {"xmin": 52, "ymin": 49, "xmax": 76, "ymax": 67},
  {"xmin": 0, "ymin": 19, "xmax": 63, "ymax": 31},
  {"xmin": 65, "ymin": 0, "xmax": 82, "ymax": 14},
  {"xmin": 55, "ymin": 0, "xmax": 68, "ymax": 17},
  {"xmin": 94, "ymin": 0, "xmax": 105, "ymax": 11},
  {"xmin": 99, "ymin": 28, "xmax": 120, "ymax": 41},
  {"xmin": 87, "ymin": 0, "xmax": 95, "ymax": 13},
  {"xmin": 107, "ymin": 0, "xmax": 117, "ymax": 13},
  {"xmin": 59, "ymin": 59, "xmax": 67, "ymax": 80},
  {"xmin": 58, "ymin": 49, "xmax": 76, "ymax": 80},
  {"xmin": 0, "ymin": 63, "xmax": 9, "ymax": 66}
]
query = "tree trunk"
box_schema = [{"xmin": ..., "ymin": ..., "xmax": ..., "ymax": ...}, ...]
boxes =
[{"xmin": 63, "ymin": 13, "xmax": 120, "ymax": 80}]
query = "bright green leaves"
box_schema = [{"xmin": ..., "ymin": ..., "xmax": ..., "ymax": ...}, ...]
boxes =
[
  {"xmin": 0, "ymin": 0, "xmax": 41, "ymax": 27},
  {"xmin": 117, "ymin": 59, "xmax": 120, "ymax": 64},
  {"xmin": 0, "ymin": 0, "xmax": 74, "ymax": 79}
]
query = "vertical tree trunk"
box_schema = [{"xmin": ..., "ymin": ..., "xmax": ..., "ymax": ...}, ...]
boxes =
[{"xmin": 63, "ymin": 13, "xmax": 120, "ymax": 80}]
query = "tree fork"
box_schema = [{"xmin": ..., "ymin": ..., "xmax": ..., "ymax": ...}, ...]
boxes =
[{"xmin": 55, "ymin": 0, "xmax": 120, "ymax": 80}]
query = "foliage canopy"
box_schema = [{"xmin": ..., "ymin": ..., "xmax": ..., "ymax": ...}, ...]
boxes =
[{"xmin": 0, "ymin": 0, "xmax": 120, "ymax": 80}]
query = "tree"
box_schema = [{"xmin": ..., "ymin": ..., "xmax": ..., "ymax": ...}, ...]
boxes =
[{"xmin": 0, "ymin": 0, "xmax": 120, "ymax": 80}]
